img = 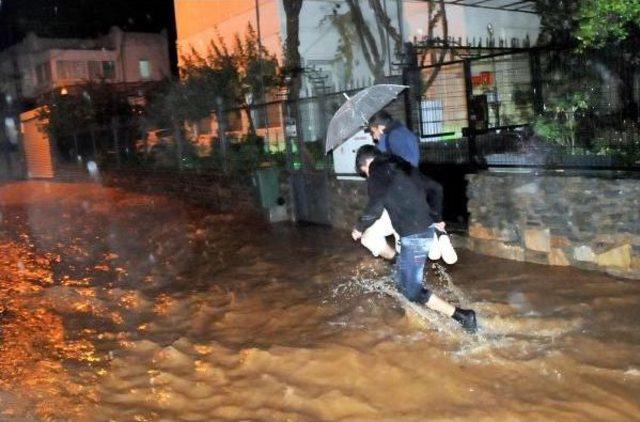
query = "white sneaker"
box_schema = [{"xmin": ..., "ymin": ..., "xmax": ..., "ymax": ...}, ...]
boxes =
[
  {"xmin": 428, "ymin": 232, "xmax": 441, "ymax": 260},
  {"xmin": 438, "ymin": 232, "xmax": 458, "ymax": 264}
]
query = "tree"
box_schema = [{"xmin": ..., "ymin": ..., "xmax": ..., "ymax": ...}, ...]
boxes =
[
  {"xmin": 534, "ymin": 0, "xmax": 581, "ymax": 47},
  {"xmin": 176, "ymin": 24, "xmax": 280, "ymax": 135},
  {"xmin": 231, "ymin": 24, "xmax": 280, "ymax": 134},
  {"xmin": 323, "ymin": 0, "xmax": 402, "ymax": 83},
  {"xmin": 282, "ymin": 0, "xmax": 304, "ymax": 168},
  {"xmin": 144, "ymin": 23, "xmax": 281, "ymax": 170},
  {"xmin": 535, "ymin": 0, "xmax": 640, "ymax": 118},
  {"xmin": 283, "ymin": 0, "xmax": 304, "ymax": 102},
  {"xmin": 327, "ymin": 0, "xmax": 450, "ymax": 92},
  {"xmin": 420, "ymin": 0, "xmax": 450, "ymax": 93},
  {"xmin": 575, "ymin": 0, "xmax": 640, "ymax": 49},
  {"xmin": 345, "ymin": 0, "xmax": 386, "ymax": 81},
  {"xmin": 38, "ymin": 81, "xmax": 134, "ymax": 160}
]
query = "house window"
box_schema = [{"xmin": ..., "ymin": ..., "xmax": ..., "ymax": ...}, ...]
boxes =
[
  {"xmin": 57, "ymin": 60, "xmax": 86, "ymax": 80},
  {"xmin": 251, "ymin": 105, "xmax": 268, "ymax": 129},
  {"xmin": 35, "ymin": 62, "xmax": 52, "ymax": 85},
  {"xmin": 139, "ymin": 60, "xmax": 151, "ymax": 79},
  {"xmin": 88, "ymin": 61, "xmax": 101, "ymax": 79},
  {"xmin": 102, "ymin": 61, "xmax": 116, "ymax": 79},
  {"xmin": 251, "ymin": 103, "xmax": 283, "ymax": 129},
  {"xmin": 88, "ymin": 61, "xmax": 116, "ymax": 79},
  {"xmin": 419, "ymin": 98, "xmax": 444, "ymax": 140},
  {"xmin": 225, "ymin": 109, "xmax": 243, "ymax": 132}
]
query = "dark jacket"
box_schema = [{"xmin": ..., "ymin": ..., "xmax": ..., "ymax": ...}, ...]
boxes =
[
  {"xmin": 378, "ymin": 121, "xmax": 420, "ymax": 167},
  {"xmin": 355, "ymin": 154, "xmax": 443, "ymax": 237}
]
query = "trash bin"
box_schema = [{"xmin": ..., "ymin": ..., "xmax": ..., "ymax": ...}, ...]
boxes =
[{"xmin": 253, "ymin": 166, "xmax": 280, "ymax": 209}]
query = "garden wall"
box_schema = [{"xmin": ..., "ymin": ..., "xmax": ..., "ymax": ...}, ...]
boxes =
[
  {"xmin": 328, "ymin": 177, "xmax": 368, "ymax": 230},
  {"xmin": 466, "ymin": 169, "xmax": 640, "ymax": 279},
  {"xmin": 98, "ymin": 166, "xmax": 367, "ymax": 229},
  {"xmin": 95, "ymin": 166, "xmax": 640, "ymax": 280},
  {"xmin": 99, "ymin": 167, "xmax": 294, "ymax": 221}
]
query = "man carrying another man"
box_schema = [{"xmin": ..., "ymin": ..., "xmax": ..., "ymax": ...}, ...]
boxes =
[
  {"xmin": 359, "ymin": 110, "xmax": 457, "ymax": 264},
  {"xmin": 351, "ymin": 145, "xmax": 477, "ymax": 333}
]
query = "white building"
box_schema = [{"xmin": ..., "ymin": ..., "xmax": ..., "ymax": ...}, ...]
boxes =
[
  {"xmin": 174, "ymin": 0, "xmax": 540, "ymax": 95},
  {"xmin": 173, "ymin": 0, "xmax": 541, "ymax": 153}
]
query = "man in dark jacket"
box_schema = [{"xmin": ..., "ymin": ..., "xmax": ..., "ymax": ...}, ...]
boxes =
[
  {"xmin": 359, "ymin": 110, "xmax": 427, "ymax": 260},
  {"xmin": 367, "ymin": 110, "xmax": 458, "ymax": 265},
  {"xmin": 351, "ymin": 145, "xmax": 477, "ymax": 333}
]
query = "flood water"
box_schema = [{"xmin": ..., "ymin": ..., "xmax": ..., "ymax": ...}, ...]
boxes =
[{"xmin": 0, "ymin": 181, "xmax": 639, "ymax": 421}]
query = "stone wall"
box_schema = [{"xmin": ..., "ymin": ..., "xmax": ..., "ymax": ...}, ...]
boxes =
[
  {"xmin": 328, "ymin": 177, "xmax": 368, "ymax": 231},
  {"xmin": 101, "ymin": 167, "xmax": 287, "ymax": 219},
  {"xmin": 466, "ymin": 170, "xmax": 640, "ymax": 279}
]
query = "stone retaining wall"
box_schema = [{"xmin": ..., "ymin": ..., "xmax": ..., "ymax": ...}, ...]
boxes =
[
  {"xmin": 99, "ymin": 167, "xmax": 368, "ymax": 229},
  {"xmin": 328, "ymin": 177, "xmax": 368, "ymax": 230},
  {"xmin": 101, "ymin": 168, "xmax": 283, "ymax": 219},
  {"xmin": 466, "ymin": 170, "xmax": 640, "ymax": 279}
]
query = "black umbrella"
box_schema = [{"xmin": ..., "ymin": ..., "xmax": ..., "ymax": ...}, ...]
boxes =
[{"xmin": 325, "ymin": 84, "xmax": 409, "ymax": 154}]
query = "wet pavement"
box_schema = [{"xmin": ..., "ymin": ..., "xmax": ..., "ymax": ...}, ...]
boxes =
[{"xmin": 0, "ymin": 181, "xmax": 639, "ymax": 421}]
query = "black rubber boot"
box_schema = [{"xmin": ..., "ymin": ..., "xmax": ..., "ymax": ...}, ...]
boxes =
[{"xmin": 452, "ymin": 308, "xmax": 477, "ymax": 333}]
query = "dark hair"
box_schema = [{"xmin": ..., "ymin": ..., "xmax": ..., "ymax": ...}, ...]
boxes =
[
  {"xmin": 355, "ymin": 144, "xmax": 380, "ymax": 174},
  {"xmin": 368, "ymin": 110, "xmax": 393, "ymax": 128}
]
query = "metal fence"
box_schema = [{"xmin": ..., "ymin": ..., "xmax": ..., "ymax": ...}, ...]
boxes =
[
  {"xmin": 27, "ymin": 46, "xmax": 640, "ymax": 176},
  {"xmin": 47, "ymin": 85, "xmax": 374, "ymax": 175},
  {"xmin": 408, "ymin": 48, "xmax": 640, "ymax": 170}
]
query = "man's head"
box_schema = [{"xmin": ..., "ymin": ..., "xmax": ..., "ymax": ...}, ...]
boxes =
[
  {"xmin": 355, "ymin": 144, "xmax": 380, "ymax": 177},
  {"xmin": 367, "ymin": 110, "xmax": 393, "ymax": 141}
]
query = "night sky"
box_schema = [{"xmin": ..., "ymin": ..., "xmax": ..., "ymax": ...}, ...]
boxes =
[{"xmin": 0, "ymin": 0, "xmax": 177, "ymax": 72}]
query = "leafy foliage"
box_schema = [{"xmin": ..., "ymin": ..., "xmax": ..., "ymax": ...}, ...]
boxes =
[
  {"xmin": 38, "ymin": 81, "xmax": 133, "ymax": 139},
  {"xmin": 536, "ymin": 0, "xmax": 640, "ymax": 57},
  {"xmin": 150, "ymin": 23, "xmax": 281, "ymax": 129},
  {"xmin": 575, "ymin": 0, "xmax": 640, "ymax": 50},
  {"xmin": 321, "ymin": 8, "xmax": 356, "ymax": 84},
  {"xmin": 532, "ymin": 92, "xmax": 589, "ymax": 147}
]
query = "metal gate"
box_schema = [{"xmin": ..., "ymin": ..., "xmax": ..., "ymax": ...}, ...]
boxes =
[{"xmin": 290, "ymin": 170, "xmax": 330, "ymax": 225}]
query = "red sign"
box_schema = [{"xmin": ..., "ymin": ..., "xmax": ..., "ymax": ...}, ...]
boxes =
[{"xmin": 472, "ymin": 71, "xmax": 494, "ymax": 87}]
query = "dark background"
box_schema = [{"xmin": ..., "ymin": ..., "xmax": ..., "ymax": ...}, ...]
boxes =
[{"xmin": 0, "ymin": 0, "xmax": 178, "ymax": 74}]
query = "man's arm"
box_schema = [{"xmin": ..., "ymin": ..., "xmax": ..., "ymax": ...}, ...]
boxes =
[{"xmin": 354, "ymin": 169, "xmax": 388, "ymax": 233}]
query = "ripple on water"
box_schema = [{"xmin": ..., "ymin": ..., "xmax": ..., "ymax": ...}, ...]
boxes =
[{"xmin": 3, "ymin": 182, "xmax": 640, "ymax": 421}]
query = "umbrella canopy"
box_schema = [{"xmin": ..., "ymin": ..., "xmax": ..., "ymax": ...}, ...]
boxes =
[{"xmin": 325, "ymin": 84, "xmax": 409, "ymax": 153}]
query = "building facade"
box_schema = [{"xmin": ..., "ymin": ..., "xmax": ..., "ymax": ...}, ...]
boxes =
[
  {"xmin": 172, "ymin": 0, "xmax": 541, "ymax": 148},
  {"xmin": 174, "ymin": 0, "xmax": 539, "ymax": 94},
  {"xmin": 0, "ymin": 26, "xmax": 170, "ymax": 103},
  {"xmin": 0, "ymin": 27, "xmax": 171, "ymax": 179}
]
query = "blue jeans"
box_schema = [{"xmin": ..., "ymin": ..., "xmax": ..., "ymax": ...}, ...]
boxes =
[{"xmin": 397, "ymin": 228, "xmax": 435, "ymax": 303}]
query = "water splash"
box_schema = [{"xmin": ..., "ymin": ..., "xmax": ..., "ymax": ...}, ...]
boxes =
[
  {"xmin": 86, "ymin": 161, "xmax": 100, "ymax": 181},
  {"xmin": 430, "ymin": 262, "xmax": 470, "ymax": 306},
  {"xmin": 331, "ymin": 263, "xmax": 472, "ymax": 337}
]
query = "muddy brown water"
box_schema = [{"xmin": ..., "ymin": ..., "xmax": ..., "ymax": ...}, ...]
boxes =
[{"xmin": 0, "ymin": 181, "xmax": 639, "ymax": 421}]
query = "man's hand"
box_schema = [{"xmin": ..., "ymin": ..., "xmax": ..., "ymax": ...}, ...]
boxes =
[
  {"xmin": 351, "ymin": 229, "xmax": 362, "ymax": 241},
  {"xmin": 434, "ymin": 221, "xmax": 446, "ymax": 232}
]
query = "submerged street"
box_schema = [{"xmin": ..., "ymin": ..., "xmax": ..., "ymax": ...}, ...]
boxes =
[{"xmin": 0, "ymin": 181, "xmax": 639, "ymax": 421}]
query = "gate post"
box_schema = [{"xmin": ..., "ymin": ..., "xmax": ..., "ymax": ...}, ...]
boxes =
[
  {"xmin": 463, "ymin": 59, "xmax": 478, "ymax": 166},
  {"xmin": 529, "ymin": 49, "xmax": 544, "ymax": 116},
  {"xmin": 401, "ymin": 42, "xmax": 418, "ymax": 131},
  {"xmin": 111, "ymin": 116, "xmax": 121, "ymax": 168}
]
